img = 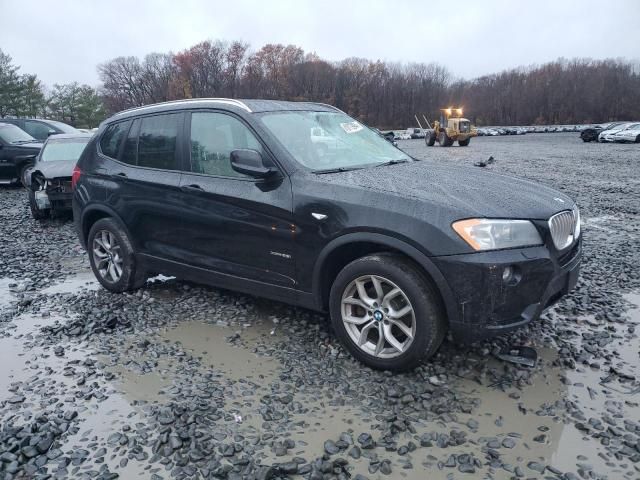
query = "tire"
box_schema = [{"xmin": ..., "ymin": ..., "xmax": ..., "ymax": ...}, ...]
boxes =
[
  {"xmin": 426, "ymin": 132, "xmax": 436, "ymax": 147},
  {"xmin": 458, "ymin": 138, "xmax": 470, "ymax": 147},
  {"xmin": 28, "ymin": 190, "xmax": 49, "ymax": 220},
  {"xmin": 582, "ymin": 138, "xmax": 589, "ymax": 142},
  {"xmin": 636, "ymin": 135, "xmax": 640, "ymax": 144},
  {"xmin": 87, "ymin": 218, "xmax": 147, "ymax": 293},
  {"xmin": 329, "ymin": 253, "xmax": 446, "ymax": 371},
  {"xmin": 17, "ymin": 164, "xmax": 30, "ymax": 187},
  {"xmin": 438, "ymin": 131, "xmax": 453, "ymax": 147}
]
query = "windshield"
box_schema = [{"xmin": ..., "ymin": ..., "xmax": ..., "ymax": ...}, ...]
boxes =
[
  {"xmin": 41, "ymin": 139, "xmax": 90, "ymax": 162},
  {"xmin": 259, "ymin": 111, "xmax": 410, "ymax": 171},
  {"xmin": 0, "ymin": 124, "xmax": 36, "ymax": 144},
  {"xmin": 45, "ymin": 120, "xmax": 78, "ymax": 133}
]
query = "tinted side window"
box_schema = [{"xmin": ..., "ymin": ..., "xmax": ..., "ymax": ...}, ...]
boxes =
[
  {"xmin": 100, "ymin": 121, "xmax": 131, "ymax": 159},
  {"xmin": 24, "ymin": 121, "xmax": 52, "ymax": 140},
  {"xmin": 138, "ymin": 113, "xmax": 180, "ymax": 170},
  {"xmin": 190, "ymin": 112, "xmax": 263, "ymax": 178},
  {"xmin": 121, "ymin": 119, "xmax": 140, "ymax": 165}
]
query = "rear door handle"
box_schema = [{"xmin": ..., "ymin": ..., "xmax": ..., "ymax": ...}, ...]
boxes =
[
  {"xmin": 115, "ymin": 172, "xmax": 127, "ymax": 178},
  {"xmin": 181, "ymin": 184, "xmax": 204, "ymax": 192}
]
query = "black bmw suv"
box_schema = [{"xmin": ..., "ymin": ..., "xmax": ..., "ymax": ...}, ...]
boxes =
[{"xmin": 73, "ymin": 99, "xmax": 581, "ymax": 370}]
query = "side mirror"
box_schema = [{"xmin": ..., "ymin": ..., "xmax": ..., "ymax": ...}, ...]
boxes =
[
  {"xmin": 230, "ymin": 149, "xmax": 276, "ymax": 178},
  {"xmin": 47, "ymin": 130, "xmax": 56, "ymax": 137}
]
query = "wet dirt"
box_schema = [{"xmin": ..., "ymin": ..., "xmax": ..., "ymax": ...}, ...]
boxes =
[{"xmin": 40, "ymin": 269, "xmax": 99, "ymax": 295}]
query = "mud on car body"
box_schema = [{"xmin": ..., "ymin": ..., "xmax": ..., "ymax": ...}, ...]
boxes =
[
  {"xmin": 72, "ymin": 99, "xmax": 581, "ymax": 370},
  {"xmin": 25, "ymin": 133, "xmax": 92, "ymax": 219}
]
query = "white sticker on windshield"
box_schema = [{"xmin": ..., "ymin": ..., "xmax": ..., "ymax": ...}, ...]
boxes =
[{"xmin": 340, "ymin": 121, "xmax": 364, "ymax": 134}]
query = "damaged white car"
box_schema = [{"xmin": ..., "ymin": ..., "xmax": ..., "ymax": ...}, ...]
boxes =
[
  {"xmin": 610, "ymin": 123, "xmax": 640, "ymax": 143},
  {"xmin": 25, "ymin": 133, "xmax": 92, "ymax": 219}
]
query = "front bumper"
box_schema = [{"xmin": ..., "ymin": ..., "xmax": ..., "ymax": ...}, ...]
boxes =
[
  {"xmin": 44, "ymin": 179, "xmax": 73, "ymax": 211},
  {"xmin": 432, "ymin": 239, "xmax": 581, "ymax": 343}
]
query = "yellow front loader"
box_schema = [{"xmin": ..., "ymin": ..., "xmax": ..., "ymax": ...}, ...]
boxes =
[{"xmin": 424, "ymin": 108, "xmax": 477, "ymax": 147}]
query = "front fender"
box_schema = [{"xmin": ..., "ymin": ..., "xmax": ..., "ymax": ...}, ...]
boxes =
[{"xmin": 311, "ymin": 232, "xmax": 459, "ymax": 325}]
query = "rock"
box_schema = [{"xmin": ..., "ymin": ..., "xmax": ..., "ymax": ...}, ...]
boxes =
[{"xmin": 324, "ymin": 440, "xmax": 340, "ymax": 455}]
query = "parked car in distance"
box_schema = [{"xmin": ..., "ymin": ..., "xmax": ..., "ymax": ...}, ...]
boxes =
[
  {"xmin": 599, "ymin": 122, "xmax": 634, "ymax": 142},
  {"xmin": 0, "ymin": 118, "xmax": 78, "ymax": 141},
  {"xmin": 0, "ymin": 123, "xmax": 43, "ymax": 184},
  {"xmin": 610, "ymin": 123, "xmax": 640, "ymax": 143},
  {"xmin": 73, "ymin": 98, "xmax": 581, "ymax": 371},
  {"xmin": 580, "ymin": 122, "xmax": 623, "ymax": 142},
  {"xmin": 25, "ymin": 133, "xmax": 92, "ymax": 219},
  {"xmin": 370, "ymin": 128, "xmax": 398, "ymax": 146},
  {"xmin": 406, "ymin": 127, "xmax": 425, "ymax": 139}
]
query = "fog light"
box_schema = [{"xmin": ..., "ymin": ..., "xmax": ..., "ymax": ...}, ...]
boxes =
[{"xmin": 502, "ymin": 266, "xmax": 514, "ymax": 283}]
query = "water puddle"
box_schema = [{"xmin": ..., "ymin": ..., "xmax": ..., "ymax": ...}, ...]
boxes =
[
  {"xmin": 159, "ymin": 319, "xmax": 281, "ymax": 382},
  {"xmin": 40, "ymin": 271, "xmax": 99, "ymax": 295},
  {"xmin": 0, "ymin": 312, "xmax": 70, "ymax": 398},
  {"xmin": 105, "ymin": 362, "xmax": 171, "ymax": 404},
  {"xmin": 0, "ymin": 277, "xmax": 17, "ymax": 310},
  {"xmin": 61, "ymin": 391, "xmax": 154, "ymax": 478}
]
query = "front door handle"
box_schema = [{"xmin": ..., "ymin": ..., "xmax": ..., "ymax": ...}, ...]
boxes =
[
  {"xmin": 115, "ymin": 172, "xmax": 127, "ymax": 178},
  {"xmin": 181, "ymin": 184, "xmax": 204, "ymax": 192}
]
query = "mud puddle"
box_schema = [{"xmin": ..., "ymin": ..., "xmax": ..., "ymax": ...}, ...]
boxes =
[
  {"xmin": 40, "ymin": 270, "xmax": 99, "ymax": 294},
  {"xmin": 0, "ymin": 312, "xmax": 71, "ymax": 398},
  {"xmin": 60, "ymin": 390, "xmax": 155, "ymax": 479},
  {"xmin": 159, "ymin": 319, "xmax": 281, "ymax": 382},
  {"xmin": 0, "ymin": 277, "xmax": 17, "ymax": 309}
]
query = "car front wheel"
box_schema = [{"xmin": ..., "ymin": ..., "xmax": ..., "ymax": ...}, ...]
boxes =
[
  {"xmin": 329, "ymin": 253, "xmax": 446, "ymax": 371},
  {"xmin": 88, "ymin": 218, "xmax": 146, "ymax": 292},
  {"xmin": 28, "ymin": 190, "xmax": 49, "ymax": 220}
]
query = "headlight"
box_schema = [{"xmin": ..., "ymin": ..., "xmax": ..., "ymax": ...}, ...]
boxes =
[
  {"xmin": 452, "ymin": 219, "xmax": 543, "ymax": 251},
  {"xmin": 573, "ymin": 205, "xmax": 581, "ymax": 240}
]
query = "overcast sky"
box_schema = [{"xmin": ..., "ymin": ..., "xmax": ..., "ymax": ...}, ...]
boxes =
[{"xmin": 2, "ymin": 0, "xmax": 639, "ymax": 88}]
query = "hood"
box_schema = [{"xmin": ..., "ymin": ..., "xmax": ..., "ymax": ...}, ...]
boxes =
[
  {"xmin": 13, "ymin": 141, "xmax": 43, "ymax": 153},
  {"xmin": 614, "ymin": 127, "xmax": 640, "ymax": 135},
  {"xmin": 35, "ymin": 160, "xmax": 76, "ymax": 179},
  {"xmin": 312, "ymin": 160, "xmax": 573, "ymax": 220},
  {"xmin": 602, "ymin": 127, "xmax": 628, "ymax": 136}
]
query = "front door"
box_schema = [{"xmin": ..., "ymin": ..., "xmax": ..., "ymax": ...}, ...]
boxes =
[{"xmin": 177, "ymin": 110, "xmax": 296, "ymax": 288}]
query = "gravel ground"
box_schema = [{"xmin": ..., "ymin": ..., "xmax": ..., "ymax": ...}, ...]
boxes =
[{"xmin": 1, "ymin": 132, "xmax": 639, "ymax": 480}]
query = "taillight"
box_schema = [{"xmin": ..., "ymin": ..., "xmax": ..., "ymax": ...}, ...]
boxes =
[{"xmin": 71, "ymin": 165, "xmax": 82, "ymax": 190}]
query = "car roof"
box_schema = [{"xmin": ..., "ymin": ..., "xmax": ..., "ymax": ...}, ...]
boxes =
[
  {"xmin": 46, "ymin": 133, "xmax": 93, "ymax": 141},
  {"xmin": 108, "ymin": 98, "xmax": 342, "ymax": 123}
]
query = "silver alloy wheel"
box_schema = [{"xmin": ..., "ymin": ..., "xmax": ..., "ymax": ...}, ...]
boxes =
[
  {"xmin": 92, "ymin": 230, "xmax": 124, "ymax": 283},
  {"xmin": 341, "ymin": 274, "xmax": 416, "ymax": 359}
]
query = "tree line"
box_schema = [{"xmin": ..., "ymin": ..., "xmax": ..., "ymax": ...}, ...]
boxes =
[
  {"xmin": 0, "ymin": 49, "xmax": 105, "ymax": 128},
  {"xmin": 2, "ymin": 42, "xmax": 639, "ymax": 129}
]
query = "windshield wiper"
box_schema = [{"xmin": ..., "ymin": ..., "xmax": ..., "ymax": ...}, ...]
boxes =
[
  {"xmin": 11, "ymin": 140, "xmax": 37, "ymax": 145},
  {"xmin": 373, "ymin": 159, "xmax": 410, "ymax": 168},
  {"xmin": 313, "ymin": 166, "xmax": 362, "ymax": 174}
]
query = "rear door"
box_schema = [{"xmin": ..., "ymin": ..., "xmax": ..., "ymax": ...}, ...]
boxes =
[
  {"xmin": 177, "ymin": 110, "xmax": 296, "ymax": 287},
  {"xmin": 0, "ymin": 137, "xmax": 14, "ymax": 180},
  {"xmin": 23, "ymin": 120, "xmax": 53, "ymax": 141},
  {"xmin": 102, "ymin": 113, "xmax": 187, "ymax": 262}
]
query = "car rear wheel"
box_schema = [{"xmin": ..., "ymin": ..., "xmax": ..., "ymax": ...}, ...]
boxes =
[
  {"xmin": 636, "ymin": 135, "xmax": 640, "ymax": 144},
  {"xmin": 28, "ymin": 190, "xmax": 49, "ymax": 220},
  {"xmin": 88, "ymin": 218, "xmax": 147, "ymax": 293},
  {"xmin": 329, "ymin": 253, "xmax": 446, "ymax": 371},
  {"xmin": 458, "ymin": 138, "xmax": 470, "ymax": 146}
]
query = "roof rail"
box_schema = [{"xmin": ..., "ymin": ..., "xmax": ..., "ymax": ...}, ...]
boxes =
[{"xmin": 115, "ymin": 98, "xmax": 252, "ymax": 116}]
